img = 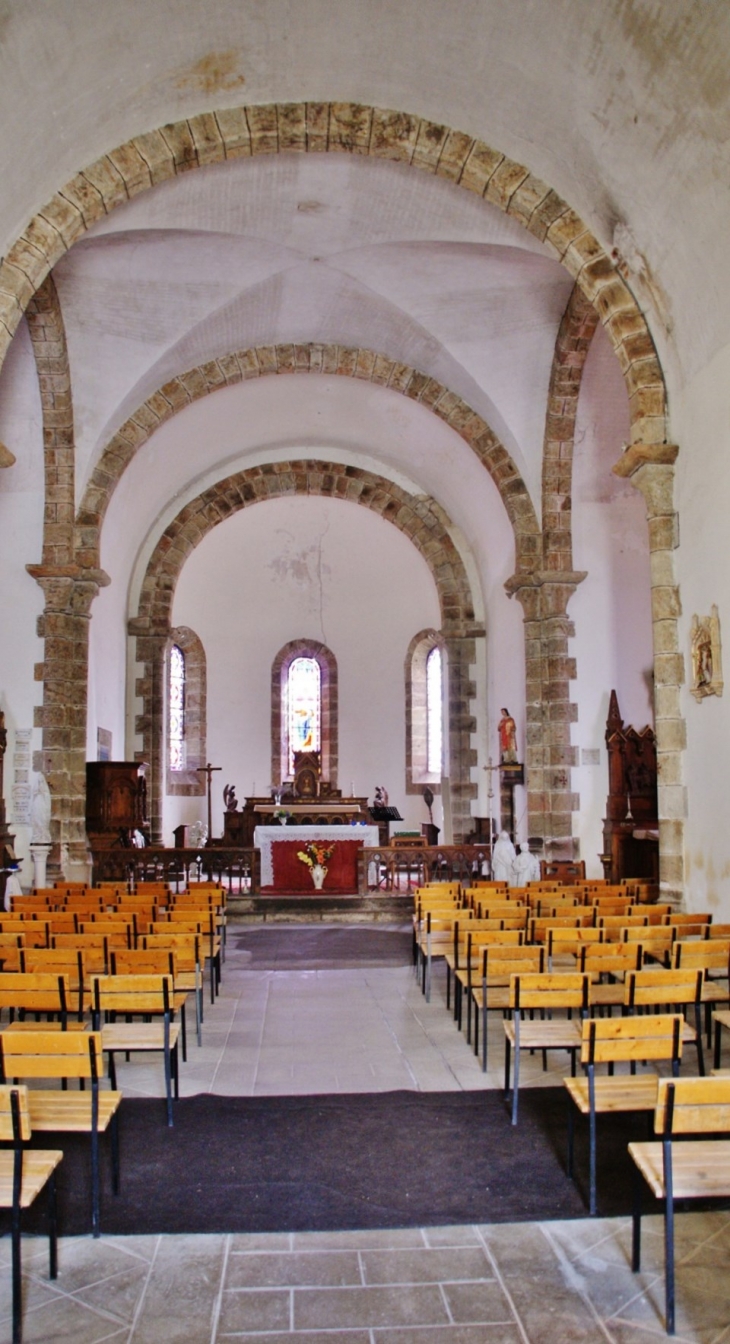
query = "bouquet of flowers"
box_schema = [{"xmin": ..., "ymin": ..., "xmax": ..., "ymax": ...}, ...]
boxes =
[
  {"xmin": 273, "ymin": 808, "xmax": 290, "ymax": 823},
  {"xmin": 297, "ymin": 841, "xmax": 335, "ymax": 869}
]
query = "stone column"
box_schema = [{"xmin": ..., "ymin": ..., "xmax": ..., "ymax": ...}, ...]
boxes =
[
  {"xmin": 612, "ymin": 443, "xmax": 684, "ymax": 906},
  {"xmin": 26, "ymin": 564, "xmax": 109, "ymax": 881},
  {"xmin": 441, "ymin": 631, "xmax": 479, "ymax": 843},
  {"xmin": 505, "ymin": 570, "xmax": 585, "ymax": 858},
  {"xmin": 128, "ymin": 620, "xmax": 168, "ymax": 845}
]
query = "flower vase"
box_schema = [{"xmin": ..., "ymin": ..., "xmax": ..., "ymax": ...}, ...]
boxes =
[{"xmin": 311, "ymin": 863, "xmax": 327, "ymax": 890}]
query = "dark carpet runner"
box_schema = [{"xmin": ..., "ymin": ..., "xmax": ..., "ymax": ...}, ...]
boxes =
[{"xmin": 8, "ymin": 1087, "xmax": 665, "ymax": 1238}]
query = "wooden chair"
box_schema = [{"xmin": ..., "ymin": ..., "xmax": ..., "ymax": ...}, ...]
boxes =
[
  {"xmin": 624, "ymin": 967, "xmax": 705, "ymax": 1074},
  {"xmin": 471, "ymin": 945, "xmax": 545, "ymax": 1070},
  {"xmin": 0, "ymin": 934, "xmax": 24, "ymax": 972},
  {"xmin": 629, "ymin": 1076, "xmax": 730, "ymax": 1334},
  {"xmin": 580, "ymin": 941, "xmax": 644, "ymax": 1012},
  {"xmin": 623, "ymin": 924, "xmax": 677, "ymax": 966},
  {"xmin": 597, "ymin": 914, "xmax": 649, "ymax": 941},
  {"xmin": 564, "ymin": 1013, "xmax": 684, "ymax": 1215},
  {"xmin": 110, "ymin": 947, "xmax": 196, "ymax": 1056},
  {"xmin": 546, "ymin": 926, "xmax": 603, "ymax": 971},
  {"xmin": 672, "ymin": 938, "xmax": 730, "ymax": 1045},
  {"xmin": 0, "ymin": 1029, "xmax": 121, "ymax": 1237},
  {"xmin": 448, "ymin": 927, "xmax": 524, "ymax": 1026},
  {"xmin": 140, "ymin": 932, "xmax": 204, "ymax": 1032},
  {"xmin": 0, "ymin": 919, "xmax": 50, "ymax": 949},
  {"xmin": 0, "ymin": 1085, "xmax": 63, "ymax": 1344},
  {"xmin": 20, "ymin": 948, "xmax": 86, "ymax": 1019},
  {"xmin": 90, "ymin": 974, "xmax": 180, "ymax": 1125},
  {"xmin": 503, "ymin": 972, "xmax": 589, "ymax": 1124},
  {"xmin": 154, "ymin": 912, "xmax": 221, "ymax": 1002},
  {"xmin": 663, "ymin": 911, "xmax": 712, "ymax": 938}
]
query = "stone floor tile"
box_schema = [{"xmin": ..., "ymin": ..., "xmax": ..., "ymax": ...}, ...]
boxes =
[
  {"xmin": 229, "ymin": 1232, "xmax": 293, "ymax": 1252},
  {"xmin": 360, "ymin": 1247, "xmax": 492, "ymax": 1285},
  {"xmin": 0, "ymin": 1292, "xmax": 129, "ymax": 1344},
  {"xmin": 294, "ymin": 1284, "xmax": 450, "ymax": 1330},
  {"xmin": 441, "ymin": 1280, "xmax": 516, "ymax": 1325},
  {"xmin": 225, "ymin": 1250, "xmax": 362, "ymax": 1288},
  {"xmin": 422, "ymin": 1227, "xmax": 481, "ymax": 1248},
  {"xmin": 372, "ymin": 1329, "xmax": 522, "ymax": 1344},
  {"xmin": 129, "ymin": 1234, "xmax": 227, "ymax": 1344},
  {"xmin": 217, "ymin": 1287, "xmax": 291, "ymax": 1334},
  {"xmin": 291, "ymin": 1229, "xmax": 427, "ymax": 1251}
]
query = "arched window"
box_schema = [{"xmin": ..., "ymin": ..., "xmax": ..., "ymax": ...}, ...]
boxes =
[
  {"xmin": 169, "ymin": 644, "xmax": 186, "ymax": 771},
  {"xmin": 405, "ymin": 629, "xmax": 446, "ymax": 793},
  {"xmin": 271, "ymin": 640, "xmax": 338, "ymax": 788},
  {"xmin": 286, "ymin": 656, "xmax": 321, "ymax": 774},
  {"xmin": 166, "ymin": 627, "xmax": 207, "ymax": 795},
  {"xmin": 426, "ymin": 646, "xmax": 443, "ymax": 776}
]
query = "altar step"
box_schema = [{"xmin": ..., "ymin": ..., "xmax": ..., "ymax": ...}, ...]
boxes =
[{"xmin": 227, "ymin": 891, "xmax": 413, "ymax": 924}]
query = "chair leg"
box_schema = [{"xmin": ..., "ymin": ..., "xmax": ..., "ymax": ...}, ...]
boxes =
[
  {"xmin": 11, "ymin": 1194, "xmax": 21, "ymax": 1344},
  {"xmin": 48, "ymin": 1171, "xmax": 58, "ymax": 1280},
  {"xmin": 566, "ymin": 1096, "xmax": 575, "ymax": 1178},
  {"xmin": 664, "ymin": 1143, "xmax": 676, "ymax": 1335},
  {"xmin": 111, "ymin": 1111, "xmax": 120, "ymax": 1195},
  {"xmin": 588, "ymin": 1105, "xmax": 597, "ymax": 1216},
  {"xmin": 91, "ymin": 1121, "xmax": 100, "ymax": 1238},
  {"xmin": 511, "ymin": 1044, "xmax": 520, "ymax": 1126},
  {"xmin": 481, "ymin": 1001, "xmax": 488, "ymax": 1073},
  {"xmin": 631, "ymin": 1162, "xmax": 642, "ymax": 1272}
]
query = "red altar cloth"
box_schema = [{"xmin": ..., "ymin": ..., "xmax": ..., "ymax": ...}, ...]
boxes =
[{"xmin": 265, "ymin": 838, "xmax": 364, "ymax": 894}]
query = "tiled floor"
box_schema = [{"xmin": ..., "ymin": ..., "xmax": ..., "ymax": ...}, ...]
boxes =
[{"xmin": 3, "ymin": 926, "xmax": 730, "ymax": 1343}]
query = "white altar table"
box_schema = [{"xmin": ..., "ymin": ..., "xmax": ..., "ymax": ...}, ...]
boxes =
[{"xmin": 254, "ymin": 825, "xmax": 379, "ymax": 890}]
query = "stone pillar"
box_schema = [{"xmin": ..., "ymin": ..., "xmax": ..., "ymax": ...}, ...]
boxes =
[
  {"xmin": 612, "ymin": 443, "xmax": 684, "ymax": 906},
  {"xmin": 441, "ymin": 631, "xmax": 479, "ymax": 843},
  {"xmin": 128, "ymin": 621, "xmax": 168, "ymax": 845},
  {"xmin": 505, "ymin": 570, "xmax": 585, "ymax": 858},
  {"xmin": 26, "ymin": 565, "xmax": 109, "ymax": 880}
]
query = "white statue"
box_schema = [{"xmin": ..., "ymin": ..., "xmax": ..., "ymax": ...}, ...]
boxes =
[
  {"xmin": 491, "ymin": 830, "xmax": 516, "ymax": 883},
  {"xmin": 511, "ymin": 840, "xmax": 541, "ymax": 887},
  {"xmin": 30, "ymin": 772, "xmax": 51, "ymax": 843}
]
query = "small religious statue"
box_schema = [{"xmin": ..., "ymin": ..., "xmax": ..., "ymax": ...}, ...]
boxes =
[
  {"xmin": 491, "ymin": 829, "xmax": 516, "ymax": 883},
  {"xmin": 374, "ymin": 785, "xmax": 389, "ymax": 807},
  {"xmin": 690, "ymin": 606, "xmax": 723, "ymax": 701},
  {"xmin": 510, "ymin": 840, "xmax": 540, "ymax": 887},
  {"xmin": 30, "ymin": 772, "xmax": 52, "ymax": 844},
  {"xmin": 498, "ymin": 708, "xmax": 518, "ymax": 764},
  {"xmin": 223, "ymin": 783, "xmax": 239, "ymax": 813}
]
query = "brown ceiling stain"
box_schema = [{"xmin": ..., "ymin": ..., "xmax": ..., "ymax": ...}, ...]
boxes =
[{"xmin": 173, "ymin": 50, "xmax": 245, "ymax": 97}]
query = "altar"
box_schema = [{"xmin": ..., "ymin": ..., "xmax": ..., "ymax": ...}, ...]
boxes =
[{"xmin": 255, "ymin": 825, "xmax": 380, "ymax": 894}]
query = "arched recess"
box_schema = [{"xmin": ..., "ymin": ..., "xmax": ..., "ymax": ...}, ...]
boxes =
[
  {"xmin": 128, "ymin": 459, "xmax": 483, "ymax": 844},
  {"xmin": 271, "ymin": 640, "xmax": 338, "ymax": 790},
  {"xmin": 405, "ymin": 629, "xmax": 447, "ymax": 795},
  {"xmin": 166, "ymin": 625, "xmax": 207, "ymax": 796}
]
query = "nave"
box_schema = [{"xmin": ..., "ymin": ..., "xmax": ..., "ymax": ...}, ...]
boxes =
[{"xmin": 2, "ymin": 924, "xmax": 729, "ymax": 1343}]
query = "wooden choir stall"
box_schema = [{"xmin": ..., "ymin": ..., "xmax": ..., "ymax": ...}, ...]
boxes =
[{"xmin": 600, "ymin": 691, "xmax": 659, "ymax": 883}]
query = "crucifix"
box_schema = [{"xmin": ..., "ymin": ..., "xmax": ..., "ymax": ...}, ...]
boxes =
[
  {"xmin": 196, "ymin": 762, "xmax": 222, "ymax": 841},
  {"xmin": 483, "ymin": 756, "xmax": 500, "ymax": 865}
]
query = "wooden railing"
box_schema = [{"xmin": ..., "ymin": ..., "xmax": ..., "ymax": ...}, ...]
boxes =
[
  {"xmin": 90, "ymin": 847, "xmax": 259, "ymax": 893},
  {"xmin": 359, "ymin": 846, "xmax": 492, "ymax": 894},
  {"xmin": 91, "ymin": 844, "xmax": 490, "ymax": 896}
]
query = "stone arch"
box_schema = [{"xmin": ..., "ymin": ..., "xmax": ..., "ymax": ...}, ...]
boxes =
[
  {"xmin": 271, "ymin": 639, "xmax": 339, "ymax": 791},
  {"xmin": 0, "ymin": 102, "xmax": 666, "ymax": 451},
  {"xmin": 129, "ymin": 459, "xmax": 482, "ymax": 841},
  {"xmin": 76, "ymin": 345, "xmax": 539, "ymax": 575}
]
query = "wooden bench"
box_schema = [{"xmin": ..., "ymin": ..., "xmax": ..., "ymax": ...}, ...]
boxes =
[
  {"xmin": 0, "ymin": 1085, "xmax": 63, "ymax": 1344},
  {"xmin": 471, "ymin": 945, "xmax": 545, "ymax": 1069},
  {"xmin": 0, "ymin": 972, "xmax": 73, "ymax": 1027},
  {"xmin": 0, "ymin": 1028, "xmax": 121, "ymax": 1237},
  {"xmin": 564, "ymin": 1013, "xmax": 684, "ymax": 1215},
  {"xmin": 629, "ymin": 1076, "xmax": 730, "ymax": 1334}
]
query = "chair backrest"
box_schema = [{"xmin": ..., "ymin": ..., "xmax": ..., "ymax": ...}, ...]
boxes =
[
  {"xmin": 0, "ymin": 1028, "xmax": 104, "ymax": 1083},
  {"xmin": 580, "ymin": 1013, "xmax": 683, "ymax": 1067},
  {"xmin": 625, "ymin": 966, "xmax": 703, "ymax": 1009},
  {"xmin": 482, "ymin": 945, "xmax": 544, "ymax": 977},
  {"xmin": 528, "ymin": 915, "xmax": 588, "ymax": 943},
  {"xmin": 0, "ymin": 1085, "xmax": 32, "ymax": 1143},
  {"xmin": 598, "ymin": 914, "xmax": 649, "ymax": 933},
  {"xmin": 0, "ymin": 918, "xmax": 50, "ymax": 947},
  {"xmin": 547, "ymin": 927, "xmax": 604, "ymax": 956},
  {"xmin": 673, "ymin": 939, "xmax": 730, "ymax": 973},
  {"xmin": 91, "ymin": 972, "xmax": 173, "ymax": 1017},
  {"xmin": 654, "ymin": 1075, "xmax": 730, "ymax": 1136},
  {"xmin": 509, "ymin": 971, "xmax": 589, "ymax": 1012},
  {"xmin": 140, "ymin": 932, "xmax": 201, "ymax": 970},
  {"xmin": 580, "ymin": 942, "xmax": 643, "ymax": 976},
  {"xmin": 708, "ymin": 923, "xmax": 730, "ymax": 940},
  {"xmin": 50, "ymin": 934, "xmax": 108, "ymax": 972},
  {"xmin": 110, "ymin": 947, "xmax": 176, "ymax": 977},
  {"xmin": 0, "ymin": 971, "xmax": 71, "ymax": 1019}
]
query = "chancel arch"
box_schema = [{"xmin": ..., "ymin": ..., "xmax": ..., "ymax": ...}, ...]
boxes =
[{"xmin": 129, "ymin": 460, "xmax": 483, "ymax": 843}]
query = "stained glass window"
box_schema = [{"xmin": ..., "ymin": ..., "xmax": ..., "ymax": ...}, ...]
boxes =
[
  {"xmin": 426, "ymin": 646, "xmax": 443, "ymax": 776},
  {"xmin": 287, "ymin": 656, "xmax": 321, "ymax": 774},
  {"xmin": 169, "ymin": 644, "xmax": 186, "ymax": 771}
]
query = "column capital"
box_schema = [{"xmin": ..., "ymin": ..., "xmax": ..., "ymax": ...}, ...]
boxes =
[{"xmin": 612, "ymin": 442, "xmax": 678, "ymax": 478}]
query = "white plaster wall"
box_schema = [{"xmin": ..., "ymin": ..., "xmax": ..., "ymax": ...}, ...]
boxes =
[
  {"xmin": 673, "ymin": 340, "xmax": 730, "ymax": 915},
  {"xmin": 165, "ymin": 493, "xmax": 441, "ymax": 843},
  {"xmin": 0, "ymin": 320, "xmax": 46, "ymax": 878},
  {"xmin": 570, "ymin": 324, "xmax": 654, "ymax": 876}
]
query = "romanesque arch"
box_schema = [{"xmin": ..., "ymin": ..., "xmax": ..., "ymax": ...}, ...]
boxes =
[{"xmin": 129, "ymin": 459, "xmax": 483, "ymax": 842}]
